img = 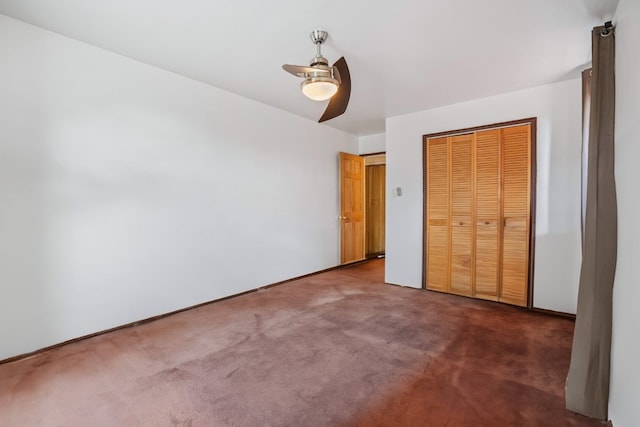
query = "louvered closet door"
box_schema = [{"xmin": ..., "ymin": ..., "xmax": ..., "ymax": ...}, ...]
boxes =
[
  {"xmin": 426, "ymin": 137, "xmax": 449, "ymax": 292},
  {"xmin": 449, "ymin": 134, "xmax": 473, "ymax": 296},
  {"xmin": 501, "ymin": 124, "xmax": 531, "ymax": 306},
  {"xmin": 474, "ymin": 129, "xmax": 501, "ymax": 300}
]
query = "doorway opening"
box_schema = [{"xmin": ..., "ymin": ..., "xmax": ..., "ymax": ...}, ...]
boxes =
[{"xmin": 364, "ymin": 153, "xmax": 386, "ymax": 259}]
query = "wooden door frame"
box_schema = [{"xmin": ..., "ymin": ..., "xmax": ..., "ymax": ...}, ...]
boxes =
[
  {"xmin": 422, "ymin": 118, "xmax": 537, "ymax": 308},
  {"xmin": 361, "ymin": 152, "xmax": 387, "ymax": 258}
]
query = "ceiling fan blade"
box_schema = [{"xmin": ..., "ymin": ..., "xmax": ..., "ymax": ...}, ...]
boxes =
[
  {"xmin": 283, "ymin": 64, "xmax": 317, "ymax": 77},
  {"xmin": 319, "ymin": 57, "xmax": 351, "ymax": 123}
]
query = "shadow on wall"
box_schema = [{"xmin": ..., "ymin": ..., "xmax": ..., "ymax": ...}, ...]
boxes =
[
  {"xmin": 534, "ymin": 232, "xmax": 582, "ymax": 314},
  {"xmin": 0, "ymin": 116, "xmax": 53, "ymax": 359}
]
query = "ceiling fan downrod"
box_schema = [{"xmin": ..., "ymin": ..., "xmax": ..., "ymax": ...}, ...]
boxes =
[{"xmin": 310, "ymin": 30, "xmax": 329, "ymax": 67}]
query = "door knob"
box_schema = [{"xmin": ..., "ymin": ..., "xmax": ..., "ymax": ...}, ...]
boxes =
[{"xmin": 339, "ymin": 216, "xmax": 347, "ymax": 219}]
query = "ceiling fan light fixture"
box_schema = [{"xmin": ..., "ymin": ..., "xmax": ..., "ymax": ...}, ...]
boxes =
[{"xmin": 301, "ymin": 77, "xmax": 339, "ymax": 101}]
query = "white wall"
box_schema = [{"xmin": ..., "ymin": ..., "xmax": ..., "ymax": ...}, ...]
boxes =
[
  {"xmin": 609, "ymin": 0, "xmax": 640, "ymax": 424},
  {"xmin": 386, "ymin": 79, "xmax": 583, "ymax": 313},
  {"xmin": 359, "ymin": 133, "xmax": 386, "ymax": 154},
  {"xmin": 0, "ymin": 15, "xmax": 358, "ymax": 360}
]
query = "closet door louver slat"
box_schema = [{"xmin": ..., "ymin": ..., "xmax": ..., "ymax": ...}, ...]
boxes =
[
  {"xmin": 500, "ymin": 125, "xmax": 531, "ymax": 306},
  {"xmin": 450, "ymin": 134, "xmax": 474, "ymax": 296},
  {"xmin": 474, "ymin": 129, "xmax": 501, "ymax": 300},
  {"xmin": 426, "ymin": 137, "xmax": 450, "ymax": 292}
]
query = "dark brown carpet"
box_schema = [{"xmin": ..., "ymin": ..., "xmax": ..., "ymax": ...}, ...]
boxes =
[{"xmin": 0, "ymin": 260, "xmax": 608, "ymax": 426}]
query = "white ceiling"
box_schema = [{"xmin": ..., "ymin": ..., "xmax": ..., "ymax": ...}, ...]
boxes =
[{"xmin": 0, "ymin": 0, "xmax": 619, "ymax": 136}]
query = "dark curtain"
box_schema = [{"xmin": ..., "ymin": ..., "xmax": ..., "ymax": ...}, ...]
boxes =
[{"xmin": 566, "ymin": 24, "xmax": 617, "ymax": 420}]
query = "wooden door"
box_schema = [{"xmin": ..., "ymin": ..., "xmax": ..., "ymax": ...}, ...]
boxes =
[
  {"xmin": 474, "ymin": 129, "xmax": 501, "ymax": 301},
  {"xmin": 500, "ymin": 125, "xmax": 531, "ymax": 306},
  {"xmin": 339, "ymin": 152, "xmax": 365, "ymax": 264},
  {"xmin": 449, "ymin": 134, "xmax": 474, "ymax": 296},
  {"xmin": 365, "ymin": 164, "xmax": 386, "ymax": 256},
  {"xmin": 425, "ymin": 137, "xmax": 449, "ymax": 292}
]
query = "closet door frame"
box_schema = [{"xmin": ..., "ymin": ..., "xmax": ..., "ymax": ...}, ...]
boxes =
[{"xmin": 422, "ymin": 117, "xmax": 537, "ymax": 308}]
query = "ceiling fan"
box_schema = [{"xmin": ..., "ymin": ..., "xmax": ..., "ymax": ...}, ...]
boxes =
[{"xmin": 282, "ymin": 30, "xmax": 351, "ymax": 123}]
